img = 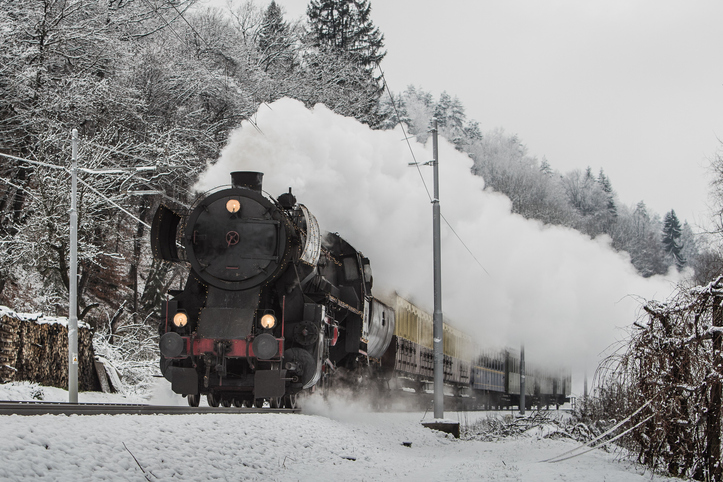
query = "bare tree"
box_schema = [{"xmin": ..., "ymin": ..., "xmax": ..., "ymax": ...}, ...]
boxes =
[{"xmin": 596, "ymin": 279, "xmax": 723, "ymax": 480}]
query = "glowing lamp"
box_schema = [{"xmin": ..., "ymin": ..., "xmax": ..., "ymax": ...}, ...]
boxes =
[
  {"xmin": 173, "ymin": 312, "xmax": 188, "ymax": 327},
  {"xmin": 226, "ymin": 199, "xmax": 241, "ymax": 213},
  {"xmin": 260, "ymin": 313, "xmax": 277, "ymax": 329}
]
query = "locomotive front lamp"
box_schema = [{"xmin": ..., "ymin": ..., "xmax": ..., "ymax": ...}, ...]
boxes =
[
  {"xmin": 260, "ymin": 313, "xmax": 277, "ymax": 329},
  {"xmin": 226, "ymin": 199, "xmax": 241, "ymax": 213},
  {"xmin": 173, "ymin": 312, "xmax": 188, "ymax": 327}
]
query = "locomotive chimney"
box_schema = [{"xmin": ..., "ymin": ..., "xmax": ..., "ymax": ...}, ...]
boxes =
[{"xmin": 231, "ymin": 171, "xmax": 263, "ymax": 192}]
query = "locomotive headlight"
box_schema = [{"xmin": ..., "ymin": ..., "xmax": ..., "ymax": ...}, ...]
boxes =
[
  {"xmin": 260, "ymin": 313, "xmax": 277, "ymax": 329},
  {"xmin": 172, "ymin": 312, "xmax": 188, "ymax": 327},
  {"xmin": 226, "ymin": 199, "xmax": 241, "ymax": 213}
]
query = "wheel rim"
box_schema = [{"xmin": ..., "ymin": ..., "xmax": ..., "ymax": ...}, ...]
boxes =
[
  {"xmin": 232, "ymin": 398, "xmax": 243, "ymax": 408},
  {"xmin": 187, "ymin": 394, "xmax": 200, "ymax": 407},
  {"xmin": 207, "ymin": 393, "xmax": 219, "ymax": 407},
  {"xmin": 254, "ymin": 398, "xmax": 264, "ymax": 408},
  {"xmin": 221, "ymin": 398, "xmax": 231, "ymax": 408}
]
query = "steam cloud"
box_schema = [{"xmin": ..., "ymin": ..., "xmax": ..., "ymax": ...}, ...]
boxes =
[{"xmin": 195, "ymin": 98, "xmax": 678, "ymax": 394}]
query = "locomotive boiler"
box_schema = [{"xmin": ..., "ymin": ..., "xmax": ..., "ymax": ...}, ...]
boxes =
[{"xmin": 151, "ymin": 172, "xmax": 394, "ymax": 408}]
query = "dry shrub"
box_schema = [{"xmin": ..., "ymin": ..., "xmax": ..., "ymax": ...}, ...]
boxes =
[{"xmin": 593, "ymin": 277, "xmax": 723, "ymax": 481}]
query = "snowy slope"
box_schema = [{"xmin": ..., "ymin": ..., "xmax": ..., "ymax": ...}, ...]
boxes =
[{"xmin": 0, "ymin": 382, "xmax": 674, "ymax": 481}]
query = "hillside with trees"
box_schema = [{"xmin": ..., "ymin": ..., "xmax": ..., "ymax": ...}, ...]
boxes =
[
  {"xmin": 381, "ymin": 85, "xmax": 708, "ymax": 280},
  {"xmin": 0, "ymin": 0, "xmax": 718, "ymax": 335}
]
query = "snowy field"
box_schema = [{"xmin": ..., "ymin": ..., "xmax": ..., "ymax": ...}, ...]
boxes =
[{"xmin": 0, "ymin": 381, "xmax": 676, "ymax": 481}]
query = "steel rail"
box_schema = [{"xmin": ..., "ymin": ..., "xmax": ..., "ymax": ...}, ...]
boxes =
[{"xmin": 0, "ymin": 401, "xmax": 300, "ymax": 416}]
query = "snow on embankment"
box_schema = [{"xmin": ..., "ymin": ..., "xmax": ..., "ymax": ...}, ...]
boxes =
[
  {"xmin": 0, "ymin": 382, "xmax": 677, "ymax": 481},
  {"xmin": 0, "ymin": 406, "xmax": 676, "ymax": 481}
]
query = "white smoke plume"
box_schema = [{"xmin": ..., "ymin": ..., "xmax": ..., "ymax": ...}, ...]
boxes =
[{"xmin": 195, "ymin": 99, "xmax": 678, "ymax": 394}]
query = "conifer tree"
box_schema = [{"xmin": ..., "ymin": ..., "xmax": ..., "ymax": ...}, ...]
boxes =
[
  {"xmin": 306, "ymin": 0, "xmax": 386, "ymax": 72},
  {"xmin": 432, "ymin": 92, "xmax": 468, "ymax": 149},
  {"xmin": 662, "ymin": 209, "xmax": 685, "ymax": 270},
  {"xmin": 258, "ymin": 1, "xmax": 295, "ymax": 72},
  {"xmin": 598, "ymin": 169, "xmax": 617, "ymax": 217},
  {"xmin": 305, "ymin": 0, "xmax": 387, "ymax": 125},
  {"xmin": 540, "ymin": 158, "xmax": 553, "ymax": 176}
]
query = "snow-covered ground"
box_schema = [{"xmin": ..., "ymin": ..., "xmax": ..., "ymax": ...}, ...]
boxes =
[{"xmin": 0, "ymin": 381, "xmax": 675, "ymax": 481}]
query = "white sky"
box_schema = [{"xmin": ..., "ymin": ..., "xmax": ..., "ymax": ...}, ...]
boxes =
[{"xmin": 273, "ymin": 0, "xmax": 723, "ymax": 232}]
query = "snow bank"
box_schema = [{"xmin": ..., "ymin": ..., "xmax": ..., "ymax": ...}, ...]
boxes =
[
  {"xmin": 0, "ymin": 382, "xmax": 676, "ymax": 480},
  {"xmin": 1, "ymin": 305, "xmax": 91, "ymax": 329}
]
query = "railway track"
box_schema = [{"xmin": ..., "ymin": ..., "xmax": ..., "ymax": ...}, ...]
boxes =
[{"xmin": 0, "ymin": 400, "xmax": 300, "ymax": 416}]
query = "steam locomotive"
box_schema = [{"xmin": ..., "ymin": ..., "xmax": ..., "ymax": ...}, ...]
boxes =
[
  {"xmin": 151, "ymin": 172, "xmax": 570, "ymax": 409},
  {"xmin": 151, "ymin": 171, "xmax": 391, "ymax": 408}
]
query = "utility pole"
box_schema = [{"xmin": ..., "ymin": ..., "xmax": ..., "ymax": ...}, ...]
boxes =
[
  {"xmin": 69, "ymin": 129, "xmax": 79, "ymax": 403},
  {"xmin": 431, "ymin": 119, "xmax": 444, "ymax": 420},
  {"xmin": 2, "ymin": 135, "xmax": 157, "ymax": 404},
  {"xmin": 519, "ymin": 344, "xmax": 526, "ymax": 415},
  {"xmin": 416, "ymin": 121, "xmax": 458, "ymax": 437}
]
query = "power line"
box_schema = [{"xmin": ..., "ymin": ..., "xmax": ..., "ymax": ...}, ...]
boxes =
[
  {"xmin": 165, "ymin": 0, "xmax": 215, "ymax": 51},
  {"xmin": 0, "ymin": 176, "xmax": 38, "ymax": 201},
  {"xmin": 0, "ymin": 152, "xmax": 65, "ymax": 170},
  {"xmin": 83, "ymin": 140, "xmax": 168, "ymax": 167},
  {"xmin": 377, "ymin": 65, "xmax": 432, "ymax": 202},
  {"xmin": 376, "ymin": 65, "xmax": 491, "ymax": 278},
  {"xmin": 137, "ymin": 0, "xmax": 265, "ymax": 133},
  {"xmin": 440, "ymin": 212, "xmax": 490, "ymax": 277},
  {"xmin": 1, "ymin": 149, "xmax": 160, "ymax": 228},
  {"xmin": 138, "ymin": 0, "xmax": 233, "ymax": 97},
  {"xmin": 75, "ymin": 176, "xmax": 151, "ymax": 229},
  {"xmin": 138, "ymin": 0, "xmax": 188, "ymax": 49}
]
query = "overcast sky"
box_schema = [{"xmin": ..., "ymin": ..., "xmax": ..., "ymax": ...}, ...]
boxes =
[{"xmin": 268, "ymin": 0, "xmax": 723, "ymax": 233}]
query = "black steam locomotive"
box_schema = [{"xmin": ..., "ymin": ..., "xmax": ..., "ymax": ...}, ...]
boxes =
[{"xmin": 151, "ymin": 172, "xmax": 392, "ymax": 408}]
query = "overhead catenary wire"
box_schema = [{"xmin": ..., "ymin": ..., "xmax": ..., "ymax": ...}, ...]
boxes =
[
  {"xmin": 1, "ymin": 151, "xmax": 153, "ymax": 229},
  {"xmin": 0, "ymin": 152, "xmax": 65, "ymax": 170},
  {"xmin": 75, "ymin": 176, "xmax": 152, "ymax": 230},
  {"xmin": 0, "ymin": 176, "xmax": 38, "ymax": 201},
  {"xmin": 137, "ymin": 0, "xmax": 230, "ymax": 95},
  {"xmin": 377, "ymin": 65, "xmax": 491, "ymax": 278},
  {"xmin": 377, "ymin": 65, "xmax": 432, "ymax": 202},
  {"xmin": 137, "ymin": 0, "xmax": 263, "ymax": 133},
  {"xmin": 83, "ymin": 140, "xmax": 171, "ymax": 168},
  {"xmin": 4, "ymin": 138, "xmax": 195, "ymax": 207},
  {"xmin": 138, "ymin": 0, "xmax": 189, "ymax": 51}
]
